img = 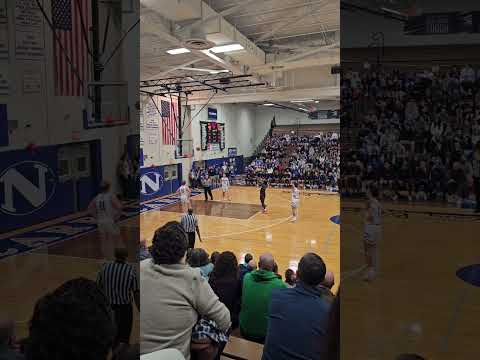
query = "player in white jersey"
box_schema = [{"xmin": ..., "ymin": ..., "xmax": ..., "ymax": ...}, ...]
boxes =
[
  {"xmin": 177, "ymin": 181, "xmax": 192, "ymax": 213},
  {"xmin": 291, "ymin": 182, "xmax": 300, "ymax": 222},
  {"xmin": 363, "ymin": 185, "xmax": 382, "ymax": 281},
  {"xmin": 221, "ymin": 174, "xmax": 231, "ymax": 202},
  {"xmin": 87, "ymin": 181, "xmax": 123, "ymax": 258}
]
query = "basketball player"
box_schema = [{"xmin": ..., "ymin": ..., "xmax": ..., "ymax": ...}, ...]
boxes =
[
  {"xmin": 260, "ymin": 180, "xmax": 268, "ymax": 213},
  {"xmin": 88, "ymin": 181, "xmax": 123, "ymax": 258},
  {"xmin": 363, "ymin": 185, "xmax": 382, "ymax": 281},
  {"xmin": 291, "ymin": 182, "xmax": 300, "ymax": 222},
  {"xmin": 221, "ymin": 174, "xmax": 231, "ymax": 202},
  {"xmin": 177, "ymin": 181, "xmax": 192, "ymax": 213}
]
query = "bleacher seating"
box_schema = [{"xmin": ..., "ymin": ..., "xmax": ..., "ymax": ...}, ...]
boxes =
[{"xmin": 221, "ymin": 336, "xmax": 264, "ymax": 360}]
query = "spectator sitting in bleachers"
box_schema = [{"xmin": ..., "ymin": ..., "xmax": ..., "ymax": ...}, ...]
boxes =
[
  {"xmin": 139, "ymin": 239, "xmax": 151, "ymax": 261},
  {"xmin": 140, "ymin": 222, "xmax": 230, "ymax": 359},
  {"xmin": 245, "ymin": 133, "xmax": 340, "ymax": 191},
  {"xmin": 238, "ymin": 253, "xmax": 253, "ymax": 280},
  {"xmin": 342, "ymin": 63, "xmax": 480, "ymax": 207},
  {"xmin": 25, "ymin": 278, "xmax": 116, "ymax": 360},
  {"xmin": 261, "ymin": 253, "xmax": 332, "ymax": 360},
  {"xmin": 284, "ymin": 269, "xmax": 296, "ymax": 288},
  {"xmin": 187, "ymin": 248, "xmax": 214, "ymax": 280},
  {"xmin": 208, "ymin": 251, "xmax": 242, "ymax": 331},
  {"xmin": 239, "ymin": 253, "xmax": 287, "ymax": 344}
]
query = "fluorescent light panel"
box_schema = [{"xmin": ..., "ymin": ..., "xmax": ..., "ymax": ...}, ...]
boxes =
[
  {"xmin": 201, "ymin": 49, "xmax": 225, "ymax": 63},
  {"xmin": 263, "ymin": 103, "xmax": 275, "ymax": 106},
  {"xmin": 166, "ymin": 48, "xmax": 191, "ymax": 55},
  {"xmin": 290, "ymin": 99, "xmax": 314, "ymax": 103},
  {"xmin": 210, "ymin": 43, "xmax": 244, "ymax": 53}
]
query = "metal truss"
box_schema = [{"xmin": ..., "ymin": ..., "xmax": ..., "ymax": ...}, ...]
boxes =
[{"xmin": 139, "ymin": 73, "xmax": 265, "ymax": 97}]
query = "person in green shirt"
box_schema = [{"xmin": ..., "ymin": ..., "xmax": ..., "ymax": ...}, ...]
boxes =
[{"xmin": 239, "ymin": 253, "xmax": 287, "ymax": 343}]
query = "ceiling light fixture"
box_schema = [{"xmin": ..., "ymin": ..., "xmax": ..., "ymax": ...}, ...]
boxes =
[
  {"xmin": 210, "ymin": 43, "xmax": 244, "ymax": 53},
  {"xmin": 263, "ymin": 103, "xmax": 275, "ymax": 106},
  {"xmin": 178, "ymin": 67, "xmax": 214, "ymax": 73},
  {"xmin": 166, "ymin": 48, "xmax": 191, "ymax": 55},
  {"xmin": 201, "ymin": 49, "xmax": 225, "ymax": 63},
  {"xmin": 209, "ymin": 70, "xmax": 230, "ymax": 74}
]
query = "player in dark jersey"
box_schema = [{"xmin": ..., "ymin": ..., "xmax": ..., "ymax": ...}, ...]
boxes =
[{"xmin": 260, "ymin": 180, "xmax": 268, "ymax": 213}]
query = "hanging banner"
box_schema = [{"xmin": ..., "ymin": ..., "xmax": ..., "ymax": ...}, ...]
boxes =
[
  {"xmin": 15, "ymin": 0, "xmax": 45, "ymax": 60},
  {"xmin": 22, "ymin": 65, "xmax": 42, "ymax": 93}
]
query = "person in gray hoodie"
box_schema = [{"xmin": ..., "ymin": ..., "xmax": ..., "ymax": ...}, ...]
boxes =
[{"xmin": 140, "ymin": 222, "xmax": 231, "ymax": 359}]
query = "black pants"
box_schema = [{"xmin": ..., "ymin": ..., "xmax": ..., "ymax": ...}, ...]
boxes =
[
  {"xmin": 187, "ymin": 232, "xmax": 196, "ymax": 249},
  {"xmin": 111, "ymin": 303, "xmax": 133, "ymax": 346},
  {"xmin": 260, "ymin": 195, "xmax": 266, "ymax": 209},
  {"xmin": 204, "ymin": 186, "xmax": 213, "ymax": 200},
  {"xmin": 474, "ymin": 177, "xmax": 480, "ymax": 210}
]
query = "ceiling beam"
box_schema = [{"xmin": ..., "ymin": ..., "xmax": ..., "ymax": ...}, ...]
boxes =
[
  {"xmin": 255, "ymin": 1, "xmax": 330, "ymax": 42},
  {"xmin": 143, "ymin": 59, "xmax": 203, "ymax": 80},
  {"xmin": 180, "ymin": 0, "xmax": 258, "ymax": 32},
  {"xmin": 185, "ymin": 86, "xmax": 339, "ymax": 105}
]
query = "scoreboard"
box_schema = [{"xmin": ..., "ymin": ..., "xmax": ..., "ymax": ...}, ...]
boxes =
[
  {"xmin": 405, "ymin": 12, "xmax": 480, "ymax": 35},
  {"xmin": 200, "ymin": 121, "xmax": 225, "ymax": 151}
]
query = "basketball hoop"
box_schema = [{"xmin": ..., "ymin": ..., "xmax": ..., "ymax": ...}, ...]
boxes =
[
  {"xmin": 175, "ymin": 139, "xmax": 194, "ymax": 159},
  {"xmin": 85, "ymin": 82, "xmax": 129, "ymax": 129}
]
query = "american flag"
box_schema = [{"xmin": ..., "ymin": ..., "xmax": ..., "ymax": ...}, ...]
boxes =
[
  {"xmin": 51, "ymin": 0, "xmax": 91, "ymax": 96},
  {"xmin": 161, "ymin": 99, "xmax": 178, "ymax": 145}
]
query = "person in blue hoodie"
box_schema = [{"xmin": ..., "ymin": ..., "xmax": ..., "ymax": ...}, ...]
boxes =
[{"xmin": 262, "ymin": 253, "xmax": 333, "ymax": 360}]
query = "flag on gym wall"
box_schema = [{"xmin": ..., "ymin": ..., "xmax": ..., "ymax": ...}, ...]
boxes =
[
  {"xmin": 161, "ymin": 99, "xmax": 178, "ymax": 145},
  {"xmin": 51, "ymin": 0, "xmax": 91, "ymax": 96}
]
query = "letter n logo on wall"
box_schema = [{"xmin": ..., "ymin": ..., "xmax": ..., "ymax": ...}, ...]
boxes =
[
  {"xmin": 0, "ymin": 161, "xmax": 57, "ymax": 216},
  {"xmin": 140, "ymin": 172, "xmax": 163, "ymax": 196}
]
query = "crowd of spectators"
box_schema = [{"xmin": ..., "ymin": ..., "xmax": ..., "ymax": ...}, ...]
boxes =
[
  {"xmin": 245, "ymin": 133, "xmax": 340, "ymax": 191},
  {"xmin": 341, "ymin": 63, "xmax": 480, "ymax": 207},
  {"xmin": 189, "ymin": 162, "xmax": 236, "ymax": 189},
  {"xmin": 139, "ymin": 221, "xmax": 339, "ymax": 360}
]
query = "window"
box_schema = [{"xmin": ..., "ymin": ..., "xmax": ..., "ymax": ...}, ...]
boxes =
[
  {"xmin": 58, "ymin": 159, "xmax": 70, "ymax": 179},
  {"xmin": 164, "ymin": 165, "xmax": 178, "ymax": 180}
]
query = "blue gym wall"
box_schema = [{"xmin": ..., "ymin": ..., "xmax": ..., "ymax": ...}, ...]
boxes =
[
  {"xmin": 194, "ymin": 155, "xmax": 245, "ymax": 174},
  {"xmin": 140, "ymin": 163, "xmax": 183, "ymax": 203},
  {"xmin": 139, "ymin": 155, "xmax": 244, "ymax": 203},
  {"xmin": 0, "ymin": 141, "xmax": 102, "ymax": 234}
]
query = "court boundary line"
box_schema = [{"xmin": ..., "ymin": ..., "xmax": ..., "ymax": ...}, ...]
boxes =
[{"xmin": 0, "ymin": 189, "xmax": 207, "ymax": 262}]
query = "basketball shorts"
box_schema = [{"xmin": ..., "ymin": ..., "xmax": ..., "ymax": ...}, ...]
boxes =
[
  {"xmin": 180, "ymin": 195, "xmax": 189, "ymax": 204},
  {"xmin": 97, "ymin": 219, "xmax": 120, "ymax": 236},
  {"xmin": 222, "ymin": 186, "xmax": 229, "ymax": 193},
  {"xmin": 363, "ymin": 224, "xmax": 381, "ymax": 245},
  {"xmin": 291, "ymin": 201, "xmax": 299, "ymax": 209}
]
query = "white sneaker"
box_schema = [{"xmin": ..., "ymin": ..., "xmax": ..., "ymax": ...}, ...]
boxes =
[{"xmin": 291, "ymin": 216, "xmax": 297, "ymax": 222}]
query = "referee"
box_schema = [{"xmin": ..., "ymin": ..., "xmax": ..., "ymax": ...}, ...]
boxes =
[
  {"xmin": 203, "ymin": 175, "xmax": 214, "ymax": 201},
  {"xmin": 181, "ymin": 208, "xmax": 202, "ymax": 249},
  {"xmin": 96, "ymin": 248, "xmax": 140, "ymax": 348}
]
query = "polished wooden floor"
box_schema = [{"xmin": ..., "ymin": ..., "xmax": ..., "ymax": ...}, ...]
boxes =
[
  {"xmin": 0, "ymin": 217, "xmax": 140, "ymax": 342},
  {"xmin": 141, "ymin": 186, "xmax": 340, "ymax": 292},
  {"xmin": 341, "ymin": 201, "xmax": 480, "ymax": 360}
]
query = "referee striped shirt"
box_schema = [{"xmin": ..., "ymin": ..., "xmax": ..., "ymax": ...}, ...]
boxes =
[
  {"xmin": 181, "ymin": 213, "xmax": 198, "ymax": 233},
  {"xmin": 97, "ymin": 261, "xmax": 139, "ymax": 305}
]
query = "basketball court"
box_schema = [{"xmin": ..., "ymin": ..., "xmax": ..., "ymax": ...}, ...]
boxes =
[
  {"xmin": 0, "ymin": 211, "xmax": 140, "ymax": 340},
  {"xmin": 140, "ymin": 186, "xmax": 340, "ymax": 292},
  {"xmin": 341, "ymin": 201, "xmax": 480, "ymax": 360}
]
